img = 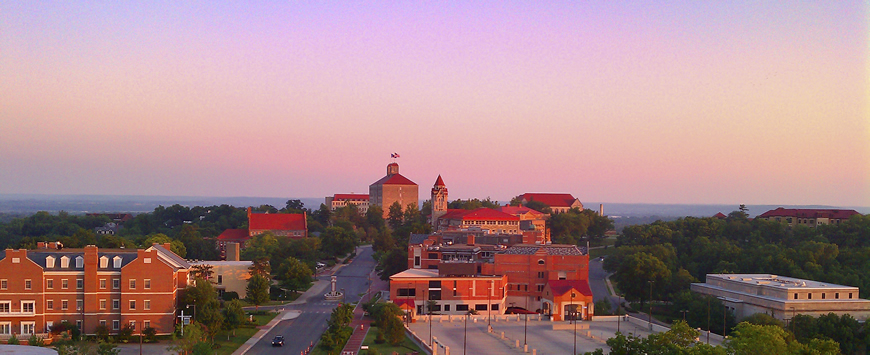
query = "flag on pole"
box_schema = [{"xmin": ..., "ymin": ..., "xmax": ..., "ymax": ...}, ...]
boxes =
[{"xmin": 391, "ymin": 153, "xmax": 400, "ymax": 158}]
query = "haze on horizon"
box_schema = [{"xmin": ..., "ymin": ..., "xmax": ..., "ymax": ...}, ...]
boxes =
[{"xmin": 1, "ymin": 2, "xmax": 868, "ymax": 207}]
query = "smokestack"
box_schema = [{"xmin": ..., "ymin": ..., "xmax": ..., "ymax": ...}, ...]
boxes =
[
  {"xmin": 599, "ymin": 204, "xmax": 604, "ymax": 217},
  {"xmin": 226, "ymin": 242, "xmax": 240, "ymax": 261}
]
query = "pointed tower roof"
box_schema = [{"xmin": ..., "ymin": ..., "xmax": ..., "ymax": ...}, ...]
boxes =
[{"xmin": 434, "ymin": 175, "xmax": 445, "ymax": 186}]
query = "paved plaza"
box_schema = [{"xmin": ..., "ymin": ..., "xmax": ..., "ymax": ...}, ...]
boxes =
[{"xmin": 408, "ymin": 315, "xmax": 724, "ymax": 355}]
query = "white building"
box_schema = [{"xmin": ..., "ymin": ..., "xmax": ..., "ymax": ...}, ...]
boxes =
[{"xmin": 691, "ymin": 274, "xmax": 870, "ymax": 321}]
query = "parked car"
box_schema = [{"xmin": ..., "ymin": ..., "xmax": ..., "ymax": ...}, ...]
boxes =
[
  {"xmin": 271, "ymin": 335, "xmax": 285, "ymax": 347},
  {"xmin": 316, "ymin": 262, "xmax": 326, "ymax": 269}
]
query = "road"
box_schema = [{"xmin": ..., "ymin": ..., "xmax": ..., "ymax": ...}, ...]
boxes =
[{"xmin": 247, "ymin": 245, "xmax": 378, "ymax": 354}]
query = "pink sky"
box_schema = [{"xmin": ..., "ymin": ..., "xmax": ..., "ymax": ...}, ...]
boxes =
[{"xmin": 1, "ymin": 2, "xmax": 868, "ymax": 206}]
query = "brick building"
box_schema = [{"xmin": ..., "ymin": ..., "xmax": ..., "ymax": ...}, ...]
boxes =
[
  {"xmin": 369, "ymin": 162, "xmax": 419, "ymax": 218},
  {"xmin": 216, "ymin": 207, "xmax": 308, "ymax": 259},
  {"xmin": 518, "ymin": 193, "xmax": 584, "ymax": 214},
  {"xmin": 389, "ymin": 269, "xmax": 507, "ymax": 319},
  {"xmin": 434, "ymin": 208, "xmax": 521, "ymax": 234},
  {"xmin": 0, "ymin": 242, "xmax": 190, "ymax": 339}
]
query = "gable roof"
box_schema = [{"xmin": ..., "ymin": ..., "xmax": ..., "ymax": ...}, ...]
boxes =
[
  {"xmin": 713, "ymin": 212, "xmax": 727, "ymax": 219},
  {"xmin": 499, "ymin": 206, "xmax": 546, "ymax": 216},
  {"xmin": 147, "ymin": 243, "xmax": 191, "ymax": 270},
  {"xmin": 758, "ymin": 208, "xmax": 860, "ymax": 220},
  {"xmin": 217, "ymin": 228, "xmax": 250, "ymax": 241},
  {"xmin": 520, "ymin": 193, "xmax": 579, "ymax": 208},
  {"xmin": 249, "ymin": 213, "xmax": 306, "ymax": 231},
  {"xmin": 547, "ymin": 280, "xmax": 593, "ymax": 297}
]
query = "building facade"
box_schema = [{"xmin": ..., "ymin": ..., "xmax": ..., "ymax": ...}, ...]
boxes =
[
  {"xmin": 434, "ymin": 208, "xmax": 521, "ymax": 234},
  {"xmin": 0, "ymin": 242, "xmax": 190, "ymax": 339},
  {"xmin": 325, "ymin": 194, "xmax": 370, "ymax": 214},
  {"xmin": 430, "ymin": 175, "xmax": 448, "ymax": 227},
  {"xmin": 369, "ymin": 163, "xmax": 419, "ymax": 218},
  {"xmin": 691, "ymin": 274, "xmax": 870, "ymax": 321},
  {"xmin": 189, "ymin": 261, "xmax": 252, "ymax": 298},
  {"xmin": 389, "ymin": 269, "xmax": 507, "ymax": 318},
  {"xmin": 756, "ymin": 208, "xmax": 861, "ymax": 228}
]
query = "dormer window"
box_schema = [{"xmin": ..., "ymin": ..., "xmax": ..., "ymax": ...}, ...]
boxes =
[
  {"xmin": 46, "ymin": 256, "xmax": 56, "ymax": 268},
  {"xmin": 100, "ymin": 256, "xmax": 108, "ymax": 268},
  {"xmin": 75, "ymin": 256, "xmax": 84, "ymax": 268},
  {"xmin": 60, "ymin": 256, "xmax": 70, "ymax": 268},
  {"xmin": 113, "ymin": 256, "xmax": 122, "ymax": 268}
]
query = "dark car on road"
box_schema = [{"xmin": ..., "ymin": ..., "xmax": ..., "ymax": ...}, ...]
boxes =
[{"xmin": 271, "ymin": 335, "xmax": 285, "ymax": 347}]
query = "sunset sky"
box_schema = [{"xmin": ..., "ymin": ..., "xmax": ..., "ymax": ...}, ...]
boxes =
[{"xmin": 2, "ymin": 2, "xmax": 868, "ymax": 206}]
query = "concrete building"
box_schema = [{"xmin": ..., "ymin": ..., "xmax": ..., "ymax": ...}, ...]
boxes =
[
  {"xmin": 369, "ymin": 162, "xmax": 419, "ymax": 218},
  {"xmin": 756, "ymin": 208, "xmax": 861, "ymax": 228},
  {"xmin": 325, "ymin": 194, "xmax": 369, "ymax": 214},
  {"xmin": 518, "ymin": 193, "xmax": 583, "ymax": 214},
  {"xmin": 691, "ymin": 274, "xmax": 870, "ymax": 321},
  {"xmin": 188, "ymin": 261, "xmax": 252, "ymax": 298},
  {"xmin": 0, "ymin": 242, "xmax": 190, "ymax": 339}
]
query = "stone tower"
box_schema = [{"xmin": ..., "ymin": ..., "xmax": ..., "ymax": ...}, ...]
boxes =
[{"xmin": 431, "ymin": 175, "xmax": 448, "ymax": 227}]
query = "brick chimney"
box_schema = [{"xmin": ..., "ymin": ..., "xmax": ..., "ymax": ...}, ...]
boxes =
[{"xmin": 467, "ymin": 234, "xmax": 475, "ymax": 246}]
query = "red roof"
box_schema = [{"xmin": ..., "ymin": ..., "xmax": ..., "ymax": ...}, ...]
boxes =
[
  {"xmin": 333, "ymin": 194, "xmax": 369, "ymax": 201},
  {"xmin": 520, "ymin": 193, "xmax": 579, "ymax": 208},
  {"xmin": 547, "ymin": 280, "xmax": 593, "ymax": 297},
  {"xmin": 499, "ymin": 206, "xmax": 546, "ymax": 216},
  {"xmin": 758, "ymin": 208, "xmax": 860, "ymax": 220},
  {"xmin": 249, "ymin": 213, "xmax": 307, "ymax": 231},
  {"xmin": 217, "ymin": 228, "xmax": 250, "ymax": 241},
  {"xmin": 440, "ymin": 208, "xmax": 519, "ymax": 221},
  {"xmin": 394, "ymin": 299, "xmax": 416, "ymax": 309},
  {"xmin": 371, "ymin": 173, "xmax": 417, "ymax": 186},
  {"xmin": 434, "ymin": 175, "xmax": 445, "ymax": 186},
  {"xmin": 713, "ymin": 212, "xmax": 727, "ymax": 218}
]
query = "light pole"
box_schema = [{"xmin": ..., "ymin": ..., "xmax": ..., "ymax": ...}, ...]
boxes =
[
  {"xmin": 680, "ymin": 309, "xmax": 689, "ymax": 322},
  {"xmin": 463, "ymin": 312, "xmax": 468, "ymax": 355},
  {"xmin": 488, "ymin": 280, "xmax": 492, "ymax": 327},
  {"xmin": 722, "ymin": 302, "xmax": 727, "ymax": 338},
  {"xmin": 523, "ymin": 297, "xmax": 528, "ymax": 346},
  {"xmin": 648, "ymin": 280, "xmax": 654, "ymax": 330},
  {"xmin": 706, "ymin": 297, "xmax": 711, "ymax": 344},
  {"xmin": 617, "ymin": 294, "xmax": 622, "ymax": 333},
  {"xmin": 139, "ymin": 321, "xmax": 143, "ymax": 355},
  {"xmin": 572, "ymin": 292, "xmax": 576, "ymax": 355}
]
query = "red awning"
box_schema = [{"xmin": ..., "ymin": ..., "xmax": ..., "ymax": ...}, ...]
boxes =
[{"xmin": 394, "ymin": 299, "xmax": 416, "ymax": 310}]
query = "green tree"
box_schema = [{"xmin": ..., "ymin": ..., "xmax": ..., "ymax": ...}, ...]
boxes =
[
  {"xmin": 246, "ymin": 274, "xmax": 270, "ymax": 310},
  {"xmin": 611, "ymin": 252, "xmax": 671, "ymax": 306},
  {"xmin": 222, "ymin": 299, "xmax": 245, "ymax": 338},
  {"xmin": 142, "ymin": 233, "xmax": 187, "ymax": 257},
  {"xmin": 387, "ymin": 202, "xmax": 404, "ymax": 230},
  {"xmin": 278, "ymin": 256, "xmax": 312, "ymax": 293},
  {"xmin": 377, "ymin": 249, "xmax": 409, "ymax": 281},
  {"xmin": 725, "ymin": 322, "xmax": 790, "ymax": 355},
  {"xmin": 182, "ymin": 278, "xmax": 218, "ymax": 319},
  {"xmin": 241, "ymin": 232, "xmax": 279, "ymax": 261},
  {"xmin": 198, "ymin": 298, "xmax": 224, "ymax": 343}
]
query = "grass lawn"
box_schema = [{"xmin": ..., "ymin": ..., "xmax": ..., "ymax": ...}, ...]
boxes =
[
  {"xmin": 210, "ymin": 312, "xmax": 278, "ymax": 355},
  {"xmin": 360, "ymin": 326, "xmax": 424, "ymax": 355}
]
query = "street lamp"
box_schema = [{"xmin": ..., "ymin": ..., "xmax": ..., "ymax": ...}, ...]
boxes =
[
  {"xmin": 463, "ymin": 312, "xmax": 468, "ymax": 355},
  {"xmin": 648, "ymin": 280, "xmax": 654, "ymax": 330},
  {"xmin": 706, "ymin": 297, "xmax": 711, "ymax": 344},
  {"xmin": 617, "ymin": 294, "xmax": 622, "ymax": 333},
  {"xmin": 488, "ymin": 280, "xmax": 493, "ymax": 327},
  {"xmin": 680, "ymin": 309, "xmax": 689, "ymax": 322},
  {"xmin": 523, "ymin": 296, "xmax": 528, "ymax": 346},
  {"xmin": 571, "ymin": 292, "xmax": 576, "ymax": 355}
]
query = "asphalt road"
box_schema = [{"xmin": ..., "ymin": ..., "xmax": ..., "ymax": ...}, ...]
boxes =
[{"xmin": 248, "ymin": 245, "xmax": 377, "ymax": 354}]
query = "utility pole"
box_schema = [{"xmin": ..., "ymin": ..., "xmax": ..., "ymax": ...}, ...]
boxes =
[{"xmin": 648, "ymin": 280, "xmax": 654, "ymax": 330}]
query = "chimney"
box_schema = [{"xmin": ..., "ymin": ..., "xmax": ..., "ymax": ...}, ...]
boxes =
[
  {"xmin": 38, "ymin": 242, "xmax": 46, "ymax": 249},
  {"xmin": 162, "ymin": 242, "xmax": 172, "ymax": 251},
  {"xmin": 247, "ymin": 206, "xmax": 252, "ymax": 220},
  {"xmin": 467, "ymin": 234, "xmax": 475, "ymax": 246},
  {"xmin": 226, "ymin": 242, "xmax": 240, "ymax": 261}
]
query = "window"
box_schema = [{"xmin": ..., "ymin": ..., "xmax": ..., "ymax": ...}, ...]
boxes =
[
  {"xmin": 428, "ymin": 290, "xmax": 442, "ymax": 300},
  {"xmin": 129, "ymin": 300, "xmax": 136, "ymax": 310},
  {"xmin": 144, "ymin": 320, "xmax": 150, "ymax": 329},
  {"xmin": 537, "ymin": 259, "xmax": 545, "ymax": 265},
  {"xmin": 398, "ymin": 288, "xmax": 416, "ymax": 297},
  {"xmin": 113, "ymin": 256, "xmax": 122, "ymax": 268},
  {"xmin": 100, "ymin": 300, "xmax": 106, "ymax": 310},
  {"xmin": 77, "ymin": 279, "xmax": 83, "ymax": 289},
  {"xmin": 99, "ymin": 320, "xmax": 106, "ymax": 327},
  {"xmin": 414, "ymin": 256, "xmax": 420, "ymax": 266},
  {"xmin": 491, "ymin": 304, "xmax": 499, "ymax": 311},
  {"xmin": 46, "ymin": 256, "xmax": 55, "ymax": 268},
  {"xmin": 428, "ymin": 281, "xmax": 441, "ymax": 288},
  {"xmin": 76, "ymin": 320, "xmax": 82, "ymax": 330},
  {"xmin": 457, "ymin": 304, "xmax": 469, "ymax": 311},
  {"xmin": 428, "ymin": 253, "xmax": 438, "ymax": 259},
  {"xmin": 129, "ymin": 279, "xmax": 136, "ymax": 289},
  {"xmin": 47, "ymin": 300, "xmax": 53, "ymax": 310},
  {"xmin": 794, "ymin": 293, "xmax": 798, "ymax": 300},
  {"xmin": 63, "ymin": 279, "xmax": 69, "ymax": 289},
  {"xmin": 100, "ymin": 256, "xmax": 108, "ymax": 268},
  {"xmin": 849, "ymin": 293, "xmax": 853, "ymax": 299},
  {"xmin": 475, "ymin": 304, "xmax": 488, "ymax": 311},
  {"xmin": 0, "ymin": 322, "xmax": 9, "ymax": 335},
  {"xmin": 0, "ymin": 280, "xmax": 5, "ymax": 290},
  {"xmin": 61, "ymin": 256, "xmax": 70, "ymax": 268},
  {"xmin": 444, "ymin": 304, "xmax": 451, "ymax": 312},
  {"xmin": 430, "ymin": 304, "xmax": 441, "ymax": 312},
  {"xmin": 0, "ymin": 301, "xmax": 10, "ymax": 313},
  {"xmin": 100, "ymin": 279, "xmax": 106, "ymax": 289},
  {"xmin": 47, "ymin": 279, "xmax": 53, "ymax": 289},
  {"xmin": 46, "ymin": 321, "xmax": 53, "ymax": 331},
  {"xmin": 113, "ymin": 299, "xmax": 119, "ymax": 310},
  {"xmin": 144, "ymin": 279, "xmax": 151, "ymax": 289},
  {"xmin": 21, "ymin": 301, "xmax": 34, "ymax": 313},
  {"xmin": 113, "ymin": 279, "xmax": 120, "ymax": 289},
  {"xmin": 129, "ymin": 321, "xmax": 136, "ymax": 330},
  {"xmin": 835, "ymin": 293, "xmax": 840, "ymax": 299},
  {"xmin": 144, "ymin": 300, "xmax": 151, "ymax": 310},
  {"xmin": 215, "ymin": 276, "xmax": 221, "ymax": 285},
  {"xmin": 75, "ymin": 256, "xmax": 84, "ymax": 268},
  {"xmin": 21, "ymin": 322, "xmax": 35, "ymax": 335},
  {"xmin": 822, "ymin": 293, "xmax": 826, "ymax": 299},
  {"xmin": 112, "ymin": 320, "xmax": 119, "ymax": 330},
  {"xmin": 76, "ymin": 300, "xmax": 83, "ymax": 311},
  {"xmin": 537, "ymin": 271, "xmax": 545, "ymax": 278},
  {"xmin": 62, "ymin": 300, "xmax": 69, "ymax": 310},
  {"xmin": 808, "ymin": 293, "xmax": 812, "ymax": 300},
  {"xmin": 25, "ymin": 279, "xmax": 31, "ymax": 290},
  {"xmin": 537, "ymin": 284, "xmax": 545, "ymax": 292}
]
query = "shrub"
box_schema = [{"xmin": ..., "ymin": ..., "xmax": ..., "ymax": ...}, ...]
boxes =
[
  {"xmin": 27, "ymin": 334, "xmax": 44, "ymax": 347},
  {"xmin": 221, "ymin": 291, "xmax": 240, "ymax": 301},
  {"xmin": 7, "ymin": 334, "xmax": 19, "ymax": 345},
  {"xmin": 117, "ymin": 324, "xmax": 134, "ymax": 343},
  {"xmin": 143, "ymin": 327, "xmax": 157, "ymax": 343},
  {"xmin": 94, "ymin": 324, "xmax": 110, "ymax": 341}
]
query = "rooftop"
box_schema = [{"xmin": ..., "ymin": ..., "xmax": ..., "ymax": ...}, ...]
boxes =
[
  {"xmin": 500, "ymin": 244, "xmax": 586, "ymax": 256},
  {"xmin": 705, "ymin": 274, "xmax": 858, "ymax": 290}
]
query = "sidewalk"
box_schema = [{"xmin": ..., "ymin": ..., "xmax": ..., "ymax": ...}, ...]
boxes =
[{"xmin": 339, "ymin": 268, "xmax": 388, "ymax": 355}]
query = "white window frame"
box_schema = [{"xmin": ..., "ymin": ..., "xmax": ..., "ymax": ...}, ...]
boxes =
[
  {"xmin": 60, "ymin": 256, "xmax": 70, "ymax": 268},
  {"xmin": 129, "ymin": 279, "xmax": 136, "ymax": 289},
  {"xmin": 76, "ymin": 279, "xmax": 83, "ymax": 289},
  {"xmin": 62, "ymin": 279, "xmax": 69, "ymax": 289},
  {"xmin": 100, "ymin": 256, "xmax": 108, "ymax": 268},
  {"xmin": 113, "ymin": 278, "xmax": 120, "ymax": 289},
  {"xmin": 21, "ymin": 301, "xmax": 35, "ymax": 314},
  {"xmin": 0, "ymin": 301, "xmax": 10, "ymax": 313},
  {"xmin": 112, "ymin": 299, "xmax": 120, "ymax": 310},
  {"xmin": 46, "ymin": 256, "xmax": 56, "ymax": 268},
  {"xmin": 113, "ymin": 256, "xmax": 122, "ymax": 268},
  {"xmin": 62, "ymin": 300, "xmax": 69, "ymax": 310},
  {"xmin": 0, "ymin": 322, "xmax": 9, "ymax": 335},
  {"xmin": 24, "ymin": 279, "xmax": 31, "ymax": 290},
  {"xmin": 20, "ymin": 321, "xmax": 35, "ymax": 335},
  {"xmin": 0, "ymin": 279, "xmax": 6, "ymax": 290},
  {"xmin": 46, "ymin": 321, "xmax": 53, "ymax": 332},
  {"xmin": 46, "ymin": 279, "xmax": 53, "ymax": 289},
  {"xmin": 76, "ymin": 299, "xmax": 83, "ymax": 311},
  {"xmin": 46, "ymin": 300, "xmax": 53, "ymax": 310},
  {"xmin": 129, "ymin": 300, "xmax": 136, "ymax": 310},
  {"xmin": 75, "ymin": 256, "xmax": 84, "ymax": 268},
  {"xmin": 100, "ymin": 279, "xmax": 106, "ymax": 289},
  {"xmin": 100, "ymin": 299, "xmax": 107, "ymax": 310},
  {"xmin": 144, "ymin": 279, "xmax": 151, "ymax": 289},
  {"xmin": 144, "ymin": 300, "xmax": 150, "ymax": 310},
  {"xmin": 112, "ymin": 320, "xmax": 120, "ymax": 330}
]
